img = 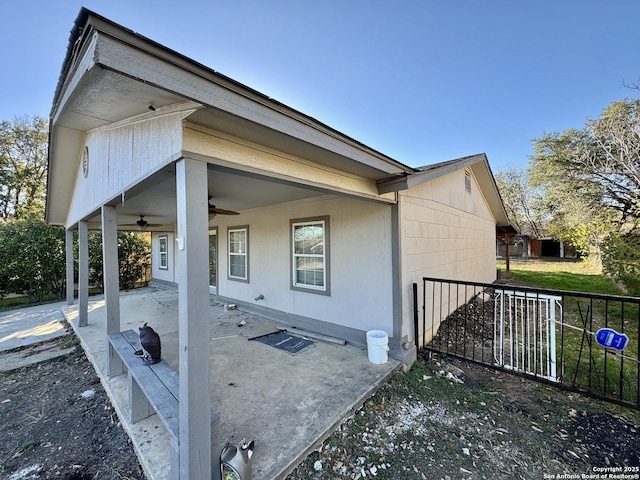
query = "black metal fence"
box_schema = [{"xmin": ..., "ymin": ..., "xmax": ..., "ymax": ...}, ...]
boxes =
[{"xmin": 413, "ymin": 278, "xmax": 640, "ymax": 410}]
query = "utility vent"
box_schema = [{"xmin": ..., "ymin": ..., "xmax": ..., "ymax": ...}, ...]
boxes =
[{"xmin": 464, "ymin": 170, "xmax": 472, "ymax": 194}]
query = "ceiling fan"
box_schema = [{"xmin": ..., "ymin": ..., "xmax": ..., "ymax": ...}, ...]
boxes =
[
  {"xmin": 120, "ymin": 215, "xmax": 163, "ymax": 229},
  {"xmin": 208, "ymin": 196, "xmax": 239, "ymax": 218}
]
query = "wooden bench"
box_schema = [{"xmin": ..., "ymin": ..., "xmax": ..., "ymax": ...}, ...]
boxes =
[{"xmin": 108, "ymin": 329, "xmax": 221, "ymax": 480}]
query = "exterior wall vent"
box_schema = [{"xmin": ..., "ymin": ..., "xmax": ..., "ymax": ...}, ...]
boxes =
[{"xmin": 465, "ymin": 170, "xmax": 472, "ymax": 194}]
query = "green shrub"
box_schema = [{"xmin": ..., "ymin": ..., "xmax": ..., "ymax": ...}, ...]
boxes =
[
  {"xmin": 601, "ymin": 233, "xmax": 640, "ymax": 296},
  {"xmin": 88, "ymin": 231, "xmax": 150, "ymax": 291},
  {"xmin": 0, "ymin": 216, "xmax": 66, "ymax": 301}
]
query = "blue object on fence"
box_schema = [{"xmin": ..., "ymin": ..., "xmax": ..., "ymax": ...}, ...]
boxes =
[{"xmin": 595, "ymin": 328, "xmax": 629, "ymax": 351}]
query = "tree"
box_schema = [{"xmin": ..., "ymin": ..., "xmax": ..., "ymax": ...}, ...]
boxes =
[
  {"xmin": 0, "ymin": 215, "xmax": 66, "ymax": 301},
  {"xmin": 600, "ymin": 232, "xmax": 640, "ymax": 296},
  {"xmin": 530, "ymin": 99, "xmax": 640, "ymax": 229},
  {"xmin": 528, "ymin": 130, "xmax": 611, "ymax": 257},
  {"xmin": 0, "ymin": 116, "xmax": 49, "ymax": 220},
  {"xmin": 529, "ymin": 98, "xmax": 640, "ymax": 288},
  {"xmin": 118, "ymin": 232, "xmax": 151, "ymax": 290},
  {"xmin": 495, "ymin": 167, "xmax": 546, "ymax": 238},
  {"xmin": 0, "ymin": 115, "xmax": 151, "ymax": 303},
  {"xmin": 87, "ymin": 231, "xmax": 151, "ymax": 291}
]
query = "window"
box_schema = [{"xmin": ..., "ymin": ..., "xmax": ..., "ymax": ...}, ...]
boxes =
[
  {"xmin": 291, "ymin": 217, "xmax": 329, "ymax": 294},
  {"xmin": 228, "ymin": 226, "xmax": 248, "ymax": 282},
  {"xmin": 158, "ymin": 235, "xmax": 168, "ymax": 270}
]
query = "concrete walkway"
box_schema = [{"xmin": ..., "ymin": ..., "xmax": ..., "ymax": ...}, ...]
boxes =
[
  {"xmin": 0, "ymin": 301, "xmax": 73, "ymax": 371},
  {"xmin": 62, "ymin": 287, "xmax": 399, "ymax": 480}
]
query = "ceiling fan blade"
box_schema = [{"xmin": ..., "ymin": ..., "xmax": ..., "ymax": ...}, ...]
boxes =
[
  {"xmin": 119, "ymin": 215, "xmax": 162, "ymax": 228},
  {"xmin": 208, "ymin": 196, "xmax": 239, "ymax": 216},
  {"xmin": 119, "ymin": 223, "xmax": 163, "ymax": 228},
  {"xmin": 208, "ymin": 206, "xmax": 239, "ymax": 215}
]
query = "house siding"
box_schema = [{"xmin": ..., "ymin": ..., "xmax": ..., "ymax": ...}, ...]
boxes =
[
  {"xmin": 192, "ymin": 195, "xmax": 394, "ymax": 338},
  {"xmin": 65, "ymin": 113, "xmax": 184, "ymax": 227},
  {"xmin": 400, "ymin": 168, "xmax": 498, "ymax": 345},
  {"xmin": 151, "ymin": 232, "xmax": 176, "ymax": 283},
  {"xmin": 183, "ymin": 125, "xmax": 389, "ymax": 203}
]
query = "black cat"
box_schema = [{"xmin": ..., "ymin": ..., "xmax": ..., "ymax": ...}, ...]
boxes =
[{"xmin": 137, "ymin": 322, "xmax": 161, "ymax": 365}]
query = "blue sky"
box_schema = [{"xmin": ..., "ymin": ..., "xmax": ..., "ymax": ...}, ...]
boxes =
[{"xmin": 1, "ymin": 1, "xmax": 638, "ymax": 172}]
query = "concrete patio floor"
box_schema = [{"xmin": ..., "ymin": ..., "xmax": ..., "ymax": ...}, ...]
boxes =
[{"xmin": 61, "ymin": 286, "xmax": 399, "ymax": 480}]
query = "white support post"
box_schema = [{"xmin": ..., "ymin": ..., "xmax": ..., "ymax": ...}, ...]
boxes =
[
  {"xmin": 102, "ymin": 205, "xmax": 122, "ymax": 376},
  {"xmin": 65, "ymin": 228, "xmax": 74, "ymax": 306},
  {"xmin": 175, "ymin": 158, "xmax": 214, "ymax": 479},
  {"xmin": 78, "ymin": 220, "xmax": 89, "ymax": 327}
]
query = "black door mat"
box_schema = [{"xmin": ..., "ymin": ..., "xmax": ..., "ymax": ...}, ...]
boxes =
[{"xmin": 248, "ymin": 330, "xmax": 315, "ymax": 355}]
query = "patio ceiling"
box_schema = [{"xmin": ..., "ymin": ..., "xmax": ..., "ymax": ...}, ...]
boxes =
[{"xmin": 83, "ymin": 163, "xmax": 325, "ymax": 231}]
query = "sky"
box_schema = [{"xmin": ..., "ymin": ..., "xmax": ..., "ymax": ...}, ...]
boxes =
[{"xmin": 1, "ymin": 1, "xmax": 638, "ymax": 172}]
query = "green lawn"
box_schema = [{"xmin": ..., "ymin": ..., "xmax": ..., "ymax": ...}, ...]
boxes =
[
  {"xmin": 498, "ymin": 258, "xmax": 623, "ymax": 295},
  {"xmin": 496, "ymin": 257, "xmax": 638, "ymax": 406}
]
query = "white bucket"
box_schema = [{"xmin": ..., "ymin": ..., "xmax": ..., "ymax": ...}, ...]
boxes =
[{"xmin": 366, "ymin": 330, "xmax": 389, "ymax": 364}]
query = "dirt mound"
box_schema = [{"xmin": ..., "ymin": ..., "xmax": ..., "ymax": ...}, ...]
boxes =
[{"xmin": 0, "ymin": 335, "xmax": 145, "ymax": 480}]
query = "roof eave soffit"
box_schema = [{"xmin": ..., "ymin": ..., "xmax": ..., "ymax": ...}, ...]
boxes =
[{"xmin": 55, "ymin": 13, "xmax": 409, "ymax": 177}]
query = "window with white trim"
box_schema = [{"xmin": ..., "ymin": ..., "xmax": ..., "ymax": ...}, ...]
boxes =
[
  {"xmin": 291, "ymin": 217, "xmax": 329, "ymax": 294},
  {"xmin": 158, "ymin": 235, "xmax": 168, "ymax": 270},
  {"xmin": 228, "ymin": 226, "xmax": 249, "ymax": 282}
]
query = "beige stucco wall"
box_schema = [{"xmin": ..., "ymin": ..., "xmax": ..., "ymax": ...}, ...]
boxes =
[
  {"xmin": 202, "ymin": 195, "xmax": 394, "ymax": 337},
  {"xmin": 148, "ymin": 196, "xmax": 396, "ymax": 346},
  {"xmin": 65, "ymin": 113, "xmax": 184, "ymax": 227},
  {"xmin": 399, "ymin": 168, "xmax": 498, "ymax": 345}
]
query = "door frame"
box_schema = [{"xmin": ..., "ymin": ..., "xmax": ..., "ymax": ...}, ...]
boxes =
[{"xmin": 209, "ymin": 228, "xmax": 218, "ymax": 295}]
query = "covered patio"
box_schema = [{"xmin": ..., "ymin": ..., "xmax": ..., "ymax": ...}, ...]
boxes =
[
  {"xmin": 46, "ymin": 10, "xmax": 412, "ymax": 478},
  {"xmin": 61, "ymin": 286, "xmax": 398, "ymax": 480}
]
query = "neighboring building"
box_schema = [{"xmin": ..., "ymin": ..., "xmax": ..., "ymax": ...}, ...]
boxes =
[
  {"xmin": 528, "ymin": 237, "xmax": 577, "ymax": 258},
  {"xmin": 497, "ymin": 235, "xmax": 578, "ymax": 259},
  {"xmin": 46, "ymin": 8, "xmax": 511, "ymax": 477}
]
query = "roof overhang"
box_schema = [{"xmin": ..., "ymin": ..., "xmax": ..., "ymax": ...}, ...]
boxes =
[
  {"xmin": 47, "ymin": 8, "xmax": 413, "ymax": 225},
  {"xmin": 497, "ymin": 224, "xmax": 519, "ymax": 237},
  {"xmin": 377, "ymin": 153, "xmax": 513, "ymax": 227}
]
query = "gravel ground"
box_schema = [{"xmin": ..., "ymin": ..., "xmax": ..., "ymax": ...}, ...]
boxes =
[
  {"xmin": 2, "ymin": 327, "xmax": 639, "ymax": 480},
  {"xmin": 286, "ymin": 352, "xmax": 640, "ymax": 480}
]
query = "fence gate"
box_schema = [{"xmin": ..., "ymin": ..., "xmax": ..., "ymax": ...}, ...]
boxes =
[
  {"xmin": 494, "ymin": 290, "xmax": 562, "ymax": 382},
  {"xmin": 416, "ymin": 277, "xmax": 640, "ymax": 410}
]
